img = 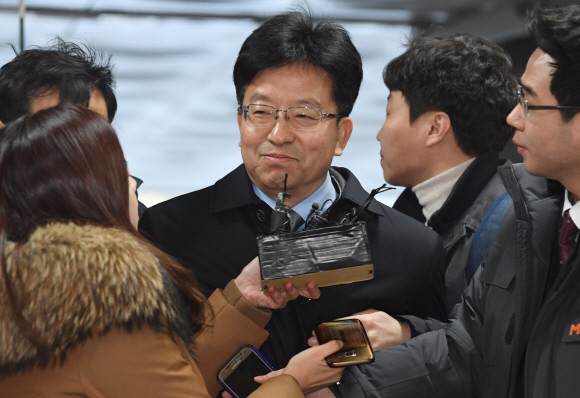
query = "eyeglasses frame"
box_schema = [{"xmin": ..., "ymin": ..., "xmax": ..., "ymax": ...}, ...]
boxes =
[
  {"xmin": 237, "ymin": 104, "xmax": 342, "ymax": 131},
  {"xmin": 517, "ymin": 84, "xmax": 580, "ymax": 119}
]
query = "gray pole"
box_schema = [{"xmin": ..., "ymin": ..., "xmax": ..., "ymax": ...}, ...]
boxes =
[{"xmin": 19, "ymin": 0, "xmax": 25, "ymax": 52}]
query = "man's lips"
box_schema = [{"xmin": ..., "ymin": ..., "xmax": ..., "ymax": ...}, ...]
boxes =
[
  {"xmin": 262, "ymin": 153, "xmax": 295, "ymax": 163},
  {"xmin": 512, "ymin": 137, "xmax": 526, "ymax": 154}
]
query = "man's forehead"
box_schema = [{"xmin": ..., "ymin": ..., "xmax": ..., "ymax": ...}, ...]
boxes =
[
  {"xmin": 27, "ymin": 87, "xmax": 108, "ymax": 122},
  {"xmin": 521, "ymin": 48, "xmax": 555, "ymax": 97},
  {"xmin": 247, "ymin": 92, "xmax": 322, "ymax": 108},
  {"xmin": 29, "ymin": 90, "xmax": 60, "ymax": 115},
  {"xmin": 244, "ymin": 64, "xmax": 333, "ymax": 108}
]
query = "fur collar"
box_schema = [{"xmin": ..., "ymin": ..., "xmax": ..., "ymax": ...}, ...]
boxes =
[{"xmin": 0, "ymin": 222, "xmax": 192, "ymax": 375}]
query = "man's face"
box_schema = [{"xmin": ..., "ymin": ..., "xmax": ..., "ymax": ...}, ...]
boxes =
[
  {"xmin": 238, "ymin": 63, "xmax": 352, "ymax": 202},
  {"xmin": 507, "ymin": 48, "xmax": 580, "ymax": 184},
  {"xmin": 376, "ymin": 90, "xmax": 430, "ymax": 187},
  {"xmin": 28, "ymin": 87, "xmax": 109, "ymax": 121}
]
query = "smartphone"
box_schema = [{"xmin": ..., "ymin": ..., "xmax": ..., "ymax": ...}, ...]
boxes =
[
  {"xmin": 217, "ymin": 345, "xmax": 275, "ymax": 398},
  {"xmin": 315, "ymin": 319, "xmax": 375, "ymax": 367}
]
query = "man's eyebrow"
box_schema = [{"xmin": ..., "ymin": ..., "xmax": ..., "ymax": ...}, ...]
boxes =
[
  {"xmin": 247, "ymin": 93, "xmax": 270, "ymax": 103},
  {"xmin": 295, "ymin": 98, "xmax": 322, "ymax": 108},
  {"xmin": 246, "ymin": 95, "xmax": 322, "ymax": 109},
  {"xmin": 520, "ymin": 82, "xmax": 537, "ymax": 97}
]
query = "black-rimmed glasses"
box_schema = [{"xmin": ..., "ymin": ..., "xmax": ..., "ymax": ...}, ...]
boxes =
[
  {"xmin": 518, "ymin": 85, "xmax": 580, "ymax": 119},
  {"xmin": 238, "ymin": 104, "xmax": 342, "ymax": 131}
]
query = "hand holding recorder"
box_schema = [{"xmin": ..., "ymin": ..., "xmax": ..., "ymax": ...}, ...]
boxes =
[{"xmin": 235, "ymin": 256, "xmax": 320, "ymax": 310}]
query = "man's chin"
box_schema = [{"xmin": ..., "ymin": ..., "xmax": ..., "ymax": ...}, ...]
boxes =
[{"xmin": 521, "ymin": 160, "xmax": 550, "ymax": 180}]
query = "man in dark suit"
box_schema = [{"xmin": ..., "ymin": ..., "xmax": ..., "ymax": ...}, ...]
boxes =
[{"xmin": 139, "ymin": 10, "xmax": 447, "ymax": 369}]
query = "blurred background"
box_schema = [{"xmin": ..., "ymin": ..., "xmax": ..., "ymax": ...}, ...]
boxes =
[{"xmin": 0, "ymin": 0, "xmax": 574, "ymax": 206}]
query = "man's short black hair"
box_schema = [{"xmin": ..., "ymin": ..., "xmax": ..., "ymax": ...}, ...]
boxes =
[
  {"xmin": 528, "ymin": 5, "xmax": 580, "ymax": 122},
  {"xmin": 0, "ymin": 38, "xmax": 117, "ymax": 124},
  {"xmin": 384, "ymin": 34, "xmax": 517, "ymax": 157},
  {"xmin": 233, "ymin": 10, "xmax": 363, "ymax": 117}
]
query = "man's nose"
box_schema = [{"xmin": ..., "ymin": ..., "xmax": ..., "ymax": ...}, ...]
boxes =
[
  {"xmin": 268, "ymin": 111, "xmax": 294, "ymax": 144},
  {"xmin": 506, "ymin": 104, "xmax": 524, "ymax": 131}
]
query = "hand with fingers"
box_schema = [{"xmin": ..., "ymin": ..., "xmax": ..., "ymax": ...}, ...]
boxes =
[
  {"xmin": 220, "ymin": 341, "xmax": 343, "ymax": 398},
  {"xmin": 234, "ymin": 256, "xmax": 321, "ymax": 309},
  {"xmin": 307, "ymin": 309, "xmax": 411, "ymax": 351}
]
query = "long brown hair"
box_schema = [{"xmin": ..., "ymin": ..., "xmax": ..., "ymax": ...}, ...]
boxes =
[{"xmin": 0, "ymin": 105, "xmax": 206, "ymax": 352}]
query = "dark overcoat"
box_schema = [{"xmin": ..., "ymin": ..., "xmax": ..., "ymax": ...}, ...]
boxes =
[{"xmin": 139, "ymin": 165, "xmax": 447, "ymax": 368}]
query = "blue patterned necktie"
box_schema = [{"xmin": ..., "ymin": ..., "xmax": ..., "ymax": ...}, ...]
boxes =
[{"xmin": 288, "ymin": 209, "xmax": 305, "ymax": 232}]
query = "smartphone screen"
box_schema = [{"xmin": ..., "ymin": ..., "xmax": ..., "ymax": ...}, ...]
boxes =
[{"xmin": 217, "ymin": 345, "xmax": 274, "ymax": 398}]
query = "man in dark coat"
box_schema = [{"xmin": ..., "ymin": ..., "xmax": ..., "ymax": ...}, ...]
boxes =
[
  {"xmin": 139, "ymin": 11, "xmax": 447, "ymax": 369},
  {"xmin": 308, "ymin": 5, "xmax": 580, "ymax": 398},
  {"xmin": 380, "ymin": 34, "xmax": 517, "ymax": 311}
]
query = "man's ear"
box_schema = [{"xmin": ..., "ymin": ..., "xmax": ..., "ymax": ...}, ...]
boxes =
[
  {"xmin": 425, "ymin": 112, "xmax": 451, "ymax": 147},
  {"xmin": 237, "ymin": 111, "xmax": 243, "ymax": 147},
  {"xmin": 334, "ymin": 117, "xmax": 353, "ymax": 156},
  {"xmin": 0, "ymin": 120, "xmax": 4, "ymax": 129}
]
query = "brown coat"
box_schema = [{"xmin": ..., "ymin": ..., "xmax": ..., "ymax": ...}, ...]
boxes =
[{"xmin": 0, "ymin": 223, "xmax": 302, "ymax": 398}]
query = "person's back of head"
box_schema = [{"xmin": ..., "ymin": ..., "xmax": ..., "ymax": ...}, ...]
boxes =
[
  {"xmin": 384, "ymin": 34, "xmax": 518, "ymax": 157},
  {"xmin": 0, "ymin": 106, "xmax": 206, "ymax": 346},
  {"xmin": 0, "ymin": 105, "xmax": 127, "ymax": 241},
  {"xmin": 233, "ymin": 9, "xmax": 363, "ymax": 117},
  {"xmin": 528, "ymin": 5, "xmax": 580, "ymax": 122},
  {"xmin": 0, "ymin": 39, "xmax": 117, "ymax": 125}
]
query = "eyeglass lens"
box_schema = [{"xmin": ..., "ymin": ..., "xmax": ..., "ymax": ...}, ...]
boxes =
[{"xmin": 245, "ymin": 104, "xmax": 322, "ymax": 130}]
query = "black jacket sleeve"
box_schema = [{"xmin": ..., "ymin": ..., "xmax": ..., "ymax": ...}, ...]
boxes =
[{"xmin": 333, "ymin": 266, "xmax": 488, "ymax": 398}]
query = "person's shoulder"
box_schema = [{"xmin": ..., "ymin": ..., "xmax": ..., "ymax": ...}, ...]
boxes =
[
  {"xmin": 0, "ymin": 223, "xmax": 190, "ymax": 375},
  {"xmin": 380, "ymin": 202, "xmax": 440, "ymax": 239},
  {"xmin": 155, "ymin": 186, "xmax": 213, "ymax": 210}
]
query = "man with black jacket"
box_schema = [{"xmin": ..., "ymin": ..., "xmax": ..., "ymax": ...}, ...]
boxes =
[
  {"xmin": 380, "ymin": 34, "xmax": 517, "ymax": 311},
  {"xmin": 139, "ymin": 10, "xmax": 447, "ymax": 371},
  {"xmin": 309, "ymin": 5, "xmax": 580, "ymax": 398}
]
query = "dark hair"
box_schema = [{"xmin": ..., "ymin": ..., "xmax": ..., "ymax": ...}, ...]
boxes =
[
  {"xmin": 233, "ymin": 10, "xmax": 363, "ymax": 117},
  {"xmin": 0, "ymin": 38, "xmax": 117, "ymax": 124},
  {"xmin": 528, "ymin": 5, "xmax": 580, "ymax": 122},
  {"xmin": 383, "ymin": 34, "xmax": 518, "ymax": 157},
  {"xmin": 0, "ymin": 105, "xmax": 206, "ymax": 353}
]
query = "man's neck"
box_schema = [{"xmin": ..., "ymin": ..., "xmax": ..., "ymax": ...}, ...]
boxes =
[
  {"xmin": 252, "ymin": 172, "xmax": 338, "ymax": 224},
  {"xmin": 259, "ymin": 179, "xmax": 327, "ymax": 208},
  {"xmin": 413, "ymin": 147, "xmax": 473, "ymax": 186},
  {"xmin": 412, "ymin": 158, "xmax": 475, "ymax": 223}
]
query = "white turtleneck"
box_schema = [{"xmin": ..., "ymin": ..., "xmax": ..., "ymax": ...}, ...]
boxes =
[{"xmin": 411, "ymin": 158, "xmax": 475, "ymax": 224}]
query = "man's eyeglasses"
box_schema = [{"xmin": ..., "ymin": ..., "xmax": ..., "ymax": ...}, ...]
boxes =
[
  {"xmin": 238, "ymin": 104, "xmax": 342, "ymax": 131},
  {"xmin": 517, "ymin": 84, "xmax": 580, "ymax": 119}
]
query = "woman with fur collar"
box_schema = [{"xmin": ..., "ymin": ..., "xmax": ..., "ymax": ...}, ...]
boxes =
[{"xmin": 0, "ymin": 105, "xmax": 343, "ymax": 397}]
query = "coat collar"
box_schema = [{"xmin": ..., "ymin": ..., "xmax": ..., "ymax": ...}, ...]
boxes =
[
  {"xmin": 0, "ymin": 222, "xmax": 191, "ymax": 376},
  {"xmin": 428, "ymin": 153, "xmax": 501, "ymax": 235},
  {"xmin": 210, "ymin": 164, "xmax": 386, "ymax": 216},
  {"xmin": 393, "ymin": 153, "xmax": 501, "ymax": 233}
]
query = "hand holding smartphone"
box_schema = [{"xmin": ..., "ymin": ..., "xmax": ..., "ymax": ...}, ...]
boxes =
[
  {"xmin": 315, "ymin": 319, "xmax": 375, "ymax": 367},
  {"xmin": 217, "ymin": 345, "xmax": 274, "ymax": 398}
]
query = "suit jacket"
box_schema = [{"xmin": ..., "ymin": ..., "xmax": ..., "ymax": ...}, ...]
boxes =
[{"xmin": 139, "ymin": 164, "xmax": 447, "ymax": 368}]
